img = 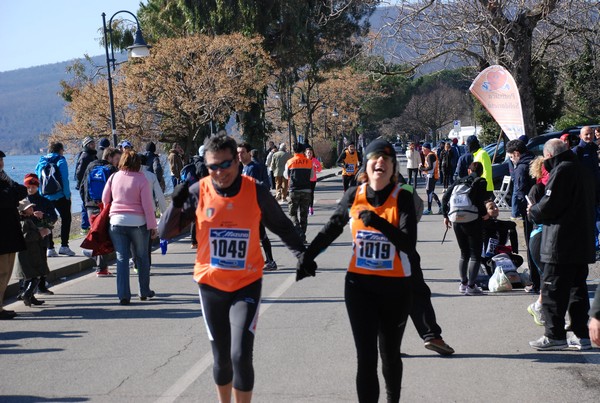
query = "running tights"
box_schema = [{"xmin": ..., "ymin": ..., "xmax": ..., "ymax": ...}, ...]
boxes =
[
  {"xmin": 199, "ymin": 279, "xmax": 262, "ymax": 392},
  {"xmin": 345, "ymin": 272, "xmax": 412, "ymax": 403}
]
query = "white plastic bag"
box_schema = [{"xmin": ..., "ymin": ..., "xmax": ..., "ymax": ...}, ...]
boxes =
[{"xmin": 488, "ymin": 266, "xmax": 513, "ymax": 292}]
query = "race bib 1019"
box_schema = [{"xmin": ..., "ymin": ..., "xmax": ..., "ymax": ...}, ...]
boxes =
[{"xmin": 354, "ymin": 230, "xmax": 395, "ymax": 270}]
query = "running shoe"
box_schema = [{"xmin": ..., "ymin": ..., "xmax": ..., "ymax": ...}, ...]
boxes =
[
  {"xmin": 96, "ymin": 268, "xmax": 113, "ymax": 277},
  {"xmin": 263, "ymin": 260, "xmax": 278, "ymax": 271},
  {"xmin": 465, "ymin": 285, "xmax": 483, "ymax": 296},
  {"xmin": 58, "ymin": 246, "xmax": 76, "ymax": 256},
  {"xmin": 139, "ymin": 290, "xmax": 156, "ymax": 301},
  {"xmin": 424, "ymin": 339, "xmax": 455, "ymax": 356},
  {"xmin": 529, "ymin": 336, "xmax": 567, "ymax": 351},
  {"xmin": 527, "ymin": 303, "xmax": 545, "ymax": 326},
  {"xmin": 566, "ymin": 334, "xmax": 592, "ymax": 350},
  {"xmin": 458, "ymin": 283, "xmax": 468, "ymax": 293},
  {"xmin": 47, "ymin": 248, "xmax": 59, "ymax": 258},
  {"xmin": 422, "ymin": 209, "xmax": 432, "ymax": 215}
]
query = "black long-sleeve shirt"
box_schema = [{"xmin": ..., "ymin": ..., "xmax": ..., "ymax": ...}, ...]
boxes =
[{"xmin": 158, "ymin": 174, "xmax": 306, "ymax": 257}]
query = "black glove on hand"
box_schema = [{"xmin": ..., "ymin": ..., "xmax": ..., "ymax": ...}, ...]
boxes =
[
  {"xmin": 296, "ymin": 254, "xmax": 317, "ymax": 281},
  {"xmin": 359, "ymin": 210, "xmax": 388, "ymax": 232},
  {"xmin": 172, "ymin": 182, "xmax": 190, "ymax": 208}
]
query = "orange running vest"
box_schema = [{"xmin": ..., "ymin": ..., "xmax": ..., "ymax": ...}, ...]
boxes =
[
  {"xmin": 342, "ymin": 151, "xmax": 359, "ymax": 176},
  {"xmin": 424, "ymin": 152, "xmax": 439, "ymax": 180},
  {"xmin": 348, "ymin": 183, "xmax": 411, "ymax": 278},
  {"xmin": 194, "ymin": 176, "xmax": 264, "ymax": 291}
]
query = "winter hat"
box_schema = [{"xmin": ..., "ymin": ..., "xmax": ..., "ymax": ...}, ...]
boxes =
[
  {"xmin": 466, "ymin": 135, "xmax": 480, "ymax": 153},
  {"xmin": 83, "ymin": 136, "xmax": 94, "ymax": 148},
  {"xmin": 18, "ymin": 198, "xmax": 35, "ymax": 213},
  {"xmin": 452, "ymin": 138, "xmax": 458, "ymax": 144},
  {"xmin": 198, "ymin": 145, "xmax": 205, "ymax": 157},
  {"xmin": 120, "ymin": 140, "xmax": 133, "ymax": 149},
  {"xmin": 363, "ymin": 139, "xmax": 397, "ymax": 173},
  {"xmin": 422, "ymin": 143, "xmax": 432, "ymax": 150},
  {"xmin": 23, "ymin": 173, "xmax": 40, "ymax": 186},
  {"xmin": 98, "ymin": 138, "xmax": 111, "ymax": 150},
  {"xmin": 560, "ymin": 133, "xmax": 570, "ymax": 142},
  {"xmin": 146, "ymin": 141, "xmax": 156, "ymax": 153}
]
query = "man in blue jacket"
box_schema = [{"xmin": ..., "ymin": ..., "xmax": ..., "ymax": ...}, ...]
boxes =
[{"xmin": 35, "ymin": 142, "xmax": 75, "ymax": 257}]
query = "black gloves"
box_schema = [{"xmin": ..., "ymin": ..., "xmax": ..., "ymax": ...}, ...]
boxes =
[
  {"xmin": 359, "ymin": 210, "xmax": 389, "ymax": 232},
  {"xmin": 296, "ymin": 253, "xmax": 317, "ymax": 281},
  {"xmin": 172, "ymin": 182, "xmax": 190, "ymax": 208}
]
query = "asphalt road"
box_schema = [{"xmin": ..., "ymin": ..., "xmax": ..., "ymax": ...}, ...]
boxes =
[{"xmin": 1, "ymin": 164, "xmax": 599, "ymax": 402}]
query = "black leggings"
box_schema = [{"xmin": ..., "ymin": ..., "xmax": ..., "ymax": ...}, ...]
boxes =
[
  {"xmin": 345, "ymin": 272, "xmax": 412, "ymax": 403},
  {"xmin": 453, "ymin": 220, "xmax": 483, "ymax": 286},
  {"xmin": 309, "ymin": 181, "xmax": 317, "ymax": 208},
  {"xmin": 49, "ymin": 197, "xmax": 72, "ymax": 248},
  {"xmin": 343, "ymin": 175, "xmax": 357, "ymax": 192},
  {"xmin": 259, "ymin": 224, "xmax": 273, "ymax": 262},
  {"xmin": 199, "ymin": 279, "xmax": 262, "ymax": 392}
]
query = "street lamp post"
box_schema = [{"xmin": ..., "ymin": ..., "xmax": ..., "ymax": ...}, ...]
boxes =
[{"xmin": 102, "ymin": 10, "xmax": 151, "ymax": 147}]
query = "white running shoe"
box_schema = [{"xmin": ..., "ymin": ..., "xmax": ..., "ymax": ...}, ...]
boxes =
[
  {"xmin": 566, "ymin": 334, "xmax": 592, "ymax": 350},
  {"xmin": 458, "ymin": 283, "xmax": 468, "ymax": 294},
  {"xmin": 465, "ymin": 285, "xmax": 483, "ymax": 296},
  {"xmin": 58, "ymin": 246, "xmax": 76, "ymax": 256},
  {"xmin": 47, "ymin": 248, "xmax": 59, "ymax": 258}
]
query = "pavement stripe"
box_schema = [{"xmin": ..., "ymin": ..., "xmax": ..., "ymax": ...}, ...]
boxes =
[{"xmin": 154, "ymin": 273, "xmax": 297, "ymax": 403}]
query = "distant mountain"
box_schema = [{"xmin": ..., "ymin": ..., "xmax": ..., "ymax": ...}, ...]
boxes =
[{"xmin": 0, "ymin": 54, "xmax": 123, "ymax": 155}]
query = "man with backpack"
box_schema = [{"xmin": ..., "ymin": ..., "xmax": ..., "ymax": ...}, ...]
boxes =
[
  {"xmin": 82, "ymin": 147, "xmax": 122, "ymax": 276},
  {"xmin": 35, "ymin": 142, "xmax": 76, "ymax": 257},
  {"xmin": 75, "ymin": 136, "xmax": 98, "ymax": 234}
]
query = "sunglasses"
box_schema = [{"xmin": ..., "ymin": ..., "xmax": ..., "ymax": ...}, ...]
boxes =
[
  {"xmin": 207, "ymin": 159, "xmax": 235, "ymax": 171},
  {"xmin": 367, "ymin": 151, "xmax": 393, "ymax": 161}
]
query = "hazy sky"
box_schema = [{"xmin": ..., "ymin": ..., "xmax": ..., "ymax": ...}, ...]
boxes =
[{"xmin": 0, "ymin": 0, "xmax": 144, "ymax": 72}]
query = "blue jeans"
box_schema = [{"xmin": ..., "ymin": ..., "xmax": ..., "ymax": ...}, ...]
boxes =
[
  {"xmin": 109, "ymin": 224, "xmax": 151, "ymax": 300},
  {"xmin": 81, "ymin": 202, "xmax": 90, "ymax": 230}
]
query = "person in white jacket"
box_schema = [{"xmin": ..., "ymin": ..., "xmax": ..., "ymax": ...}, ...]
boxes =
[{"xmin": 405, "ymin": 141, "xmax": 422, "ymax": 189}]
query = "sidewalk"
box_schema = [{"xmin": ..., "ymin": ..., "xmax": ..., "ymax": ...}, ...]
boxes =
[{"xmin": 4, "ymin": 167, "xmax": 342, "ymax": 299}]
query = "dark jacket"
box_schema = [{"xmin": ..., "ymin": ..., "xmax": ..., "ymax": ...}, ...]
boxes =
[
  {"xmin": 572, "ymin": 140, "xmax": 600, "ymax": 202},
  {"xmin": 512, "ymin": 151, "xmax": 535, "ymax": 212},
  {"xmin": 27, "ymin": 191, "xmax": 58, "ymax": 228},
  {"xmin": 75, "ymin": 148, "xmax": 98, "ymax": 189},
  {"xmin": 528, "ymin": 150, "xmax": 596, "ymax": 264},
  {"xmin": 0, "ymin": 171, "xmax": 27, "ymax": 255},
  {"xmin": 15, "ymin": 217, "xmax": 49, "ymax": 279},
  {"xmin": 143, "ymin": 151, "xmax": 165, "ymax": 191},
  {"xmin": 441, "ymin": 173, "xmax": 488, "ymax": 218},
  {"xmin": 242, "ymin": 160, "xmax": 269, "ymax": 188},
  {"xmin": 455, "ymin": 153, "xmax": 473, "ymax": 178}
]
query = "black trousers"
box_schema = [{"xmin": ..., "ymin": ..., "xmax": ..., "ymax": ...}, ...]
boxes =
[
  {"xmin": 345, "ymin": 272, "xmax": 411, "ymax": 403},
  {"xmin": 343, "ymin": 174, "xmax": 357, "ymax": 192},
  {"xmin": 407, "ymin": 168, "xmax": 419, "ymax": 189},
  {"xmin": 541, "ymin": 263, "xmax": 590, "ymax": 340},
  {"xmin": 409, "ymin": 252, "xmax": 443, "ymax": 341},
  {"xmin": 49, "ymin": 197, "xmax": 71, "ymax": 248}
]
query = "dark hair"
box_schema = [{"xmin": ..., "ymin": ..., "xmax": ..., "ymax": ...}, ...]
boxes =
[
  {"xmin": 118, "ymin": 150, "xmax": 141, "ymax": 172},
  {"xmin": 237, "ymin": 142, "xmax": 252, "ymax": 153},
  {"xmin": 305, "ymin": 146, "xmax": 317, "ymax": 158},
  {"xmin": 102, "ymin": 147, "xmax": 122, "ymax": 160},
  {"xmin": 292, "ymin": 143, "xmax": 305, "ymax": 153},
  {"xmin": 468, "ymin": 161, "xmax": 484, "ymax": 177},
  {"xmin": 506, "ymin": 139, "xmax": 527, "ymax": 154},
  {"xmin": 49, "ymin": 142, "xmax": 64, "ymax": 154},
  {"xmin": 138, "ymin": 153, "xmax": 148, "ymax": 166},
  {"xmin": 205, "ymin": 134, "xmax": 238, "ymax": 158},
  {"xmin": 250, "ymin": 149, "xmax": 259, "ymax": 159}
]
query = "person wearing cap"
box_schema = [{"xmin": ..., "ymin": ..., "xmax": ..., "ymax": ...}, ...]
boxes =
[
  {"xmin": 0, "ymin": 150, "xmax": 28, "ymax": 319},
  {"xmin": 270, "ymin": 143, "xmax": 292, "ymax": 202},
  {"xmin": 23, "ymin": 173, "xmax": 57, "ymax": 294},
  {"xmin": 119, "ymin": 140, "xmax": 133, "ymax": 151},
  {"xmin": 143, "ymin": 141, "xmax": 166, "ymax": 192},
  {"xmin": 466, "ymin": 135, "xmax": 493, "ymax": 194},
  {"xmin": 336, "ymin": 142, "xmax": 362, "ymax": 192},
  {"xmin": 299, "ymin": 139, "xmax": 416, "ymax": 402},
  {"xmin": 98, "ymin": 138, "xmax": 111, "ymax": 153},
  {"xmin": 419, "ymin": 143, "xmax": 442, "ymax": 214},
  {"xmin": 35, "ymin": 142, "xmax": 76, "ymax": 257},
  {"xmin": 75, "ymin": 136, "xmax": 98, "ymax": 233},
  {"xmin": 15, "ymin": 199, "xmax": 51, "ymax": 307}
]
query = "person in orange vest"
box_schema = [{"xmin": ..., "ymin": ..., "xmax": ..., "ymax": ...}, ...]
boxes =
[
  {"xmin": 298, "ymin": 139, "xmax": 416, "ymax": 402},
  {"xmin": 419, "ymin": 143, "xmax": 442, "ymax": 214},
  {"xmin": 284, "ymin": 143, "xmax": 314, "ymax": 243},
  {"xmin": 336, "ymin": 142, "xmax": 361, "ymax": 192},
  {"xmin": 159, "ymin": 134, "xmax": 308, "ymax": 403}
]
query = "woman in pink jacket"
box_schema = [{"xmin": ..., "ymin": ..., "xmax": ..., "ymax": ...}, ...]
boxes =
[
  {"xmin": 102, "ymin": 151, "xmax": 158, "ymax": 305},
  {"xmin": 305, "ymin": 146, "xmax": 322, "ymax": 216}
]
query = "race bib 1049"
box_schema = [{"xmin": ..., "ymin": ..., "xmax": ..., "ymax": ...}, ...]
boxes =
[
  {"xmin": 209, "ymin": 228, "xmax": 250, "ymax": 270},
  {"xmin": 354, "ymin": 230, "xmax": 395, "ymax": 270}
]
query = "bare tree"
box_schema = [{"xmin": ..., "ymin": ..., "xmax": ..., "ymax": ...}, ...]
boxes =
[
  {"xmin": 399, "ymin": 83, "xmax": 469, "ymax": 142},
  {"xmin": 376, "ymin": 1, "xmax": 600, "ymax": 137}
]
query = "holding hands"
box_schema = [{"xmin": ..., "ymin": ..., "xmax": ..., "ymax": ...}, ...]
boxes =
[{"xmin": 296, "ymin": 253, "xmax": 317, "ymax": 281}]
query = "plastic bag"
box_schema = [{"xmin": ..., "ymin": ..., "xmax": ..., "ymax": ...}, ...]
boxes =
[{"xmin": 488, "ymin": 266, "xmax": 513, "ymax": 292}]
